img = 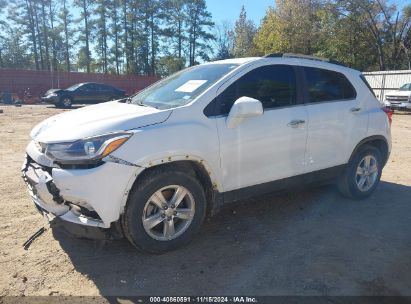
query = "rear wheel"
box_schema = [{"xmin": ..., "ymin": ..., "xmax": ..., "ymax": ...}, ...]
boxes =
[
  {"xmin": 122, "ymin": 169, "xmax": 206, "ymax": 254},
  {"xmin": 338, "ymin": 145, "xmax": 382, "ymax": 199}
]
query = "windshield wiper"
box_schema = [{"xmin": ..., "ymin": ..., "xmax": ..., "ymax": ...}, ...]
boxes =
[
  {"xmin": 118, "ymin": 96, "xmax": 131, "ymax": 103},
  {"xmin": 118, "ymin": 93, "xmax": 138, "ymax": 104},
  {"xmin": 118, "ymin": 94, "xmax": 158, "ymax": 109},
  {"xmin": 136, "ymin": 100, "xmax": 149, "ymax": 107}
]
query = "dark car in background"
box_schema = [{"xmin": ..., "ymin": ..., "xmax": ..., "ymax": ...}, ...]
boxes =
[{"xmin": 42, "ymin": 82, "xmax": 126, "ymax": 108}]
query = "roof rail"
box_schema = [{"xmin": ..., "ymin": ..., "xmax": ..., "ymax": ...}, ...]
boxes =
[{"xmin": 263, "ymin": 53, "xmax": 347, "ymax": 67}]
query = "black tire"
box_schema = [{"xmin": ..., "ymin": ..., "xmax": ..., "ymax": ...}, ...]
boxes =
[
  {"xmin": 58, "ymin": 96, "xmax": 72, "ymax": 108},
  {"xmin": 121, "ymin": 168, "xmax": 207, "ymax": 254},
  {"xmin": 338, "ymin": 144, "xmax": 383, "ymax": 199}
]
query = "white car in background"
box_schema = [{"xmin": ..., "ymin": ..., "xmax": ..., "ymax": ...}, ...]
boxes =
[
  {"xmin": 385, "ymin": 83, "xmax": 411, "ymax": 110},
  {"xmin": 22, "ymin": 54, "xmax": 392, "ymax": 253}
]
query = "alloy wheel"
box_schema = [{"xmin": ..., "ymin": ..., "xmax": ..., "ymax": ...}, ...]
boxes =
[
  {"xmin": 142, "ymin": 185, "xmax": 195, "ymax": 241},
  {"xmin": 62, "ymin": 98, "xmax": 71, "ymax": 107},
  {"xmin": 355, "ymin": 155, "xmax": 379, "ymax": 192}
]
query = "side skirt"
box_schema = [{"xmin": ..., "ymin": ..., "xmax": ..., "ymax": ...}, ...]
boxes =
[{"xmin": 212, "ymin": 165, "xmax": 346, "ymax": 211}]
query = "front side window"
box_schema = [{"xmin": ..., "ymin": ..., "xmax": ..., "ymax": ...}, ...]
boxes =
[
  {"xmin": 304, "ymin": 67, "xmax": 357, "ymax": 103},
  {"xmin": 216, "ymin": 65, "xmax": 297, "ymax": 115},
  {"xmin": 77, "ymin": 84, "xmax": 95, "ymax": 92}
]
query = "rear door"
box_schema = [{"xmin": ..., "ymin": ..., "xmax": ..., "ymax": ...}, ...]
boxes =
[
  {"xmin": 302, "ymin": 66, "xmax": 368, "ymax": 172},
  {"xmin": 97, "ymin": 84, "xmax": 114, "ymax": 102},
  {"xmin": 214, "ymin": 64, "xmax": 309, "ymax": 192}
]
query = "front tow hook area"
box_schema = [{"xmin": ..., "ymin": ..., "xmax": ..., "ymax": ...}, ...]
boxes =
[{"xmin": 22, "ymin": 159, "xmax": 69, "ymax": 216}]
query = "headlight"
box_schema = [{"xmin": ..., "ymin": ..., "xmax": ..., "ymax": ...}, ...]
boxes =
[
  {"xmin": 45, "ymin": 132, "xmax": 132, "ymax": 164},
  {"xmin": 48, "ymin": 93, "xmax": 58, "ymax": 97}
]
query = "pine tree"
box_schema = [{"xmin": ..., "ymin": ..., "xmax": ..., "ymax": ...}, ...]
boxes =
[
  {"xmin": 95, "ymin": 0, "xmax": 109, "ymax": 73},
  {"xmin": 8, "ymin": 0, "xmax": 40, "ymax": 69},
  {"xmin": 74, "ymin": 0, "xmax": 94, "ymax": 73},
  {"xmin": 163, "ymin": 0, "xmax": 188, "ymax": 62},
  {"xmin": 59, "ymin": 0, "xmax": 73, "ymax": 71},
  {"xmin": 108, "ymin": 0, "xmax": 123, "ymax": 74},
  {"xmin": 233, "ymin": 6, "xmax": 256, "ymax": 57},
  {"xmin": 185, "ymin": 0, "xmax": 214, "ymax": 66}
]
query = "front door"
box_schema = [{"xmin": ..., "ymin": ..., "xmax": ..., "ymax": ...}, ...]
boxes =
[
  {"xmin": 75, "ymin": 83, "xmax": 98, "ymax": 103},
  {"xmin": 214, "ymin": 64, "xmax": 309, "ymax": 192}
]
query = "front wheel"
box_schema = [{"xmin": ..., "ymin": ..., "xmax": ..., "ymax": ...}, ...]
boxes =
[
  {"xmin": 338, "ymin": 145, "xmax": 383, "ymax": 199},
  {"xmin": 122, "ymin": 169, "xmax": 207, "ymax": 254},
  {"xmin": 58, "ymin": 96, "xmax": 72, "ymax": 108}
]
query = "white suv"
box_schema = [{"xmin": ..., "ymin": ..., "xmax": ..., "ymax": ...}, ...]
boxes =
[{"xmin": 23, "ymin": 54, "xmax": 392, "ymax": 253}]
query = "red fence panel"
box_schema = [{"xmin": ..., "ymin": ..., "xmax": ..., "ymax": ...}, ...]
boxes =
[{"xmin": 0, "ymin": 68, "xmax": 160, "ymax": 100}]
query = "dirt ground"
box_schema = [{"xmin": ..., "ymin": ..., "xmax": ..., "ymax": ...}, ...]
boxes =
[{"xmin": 0, "ymin": 104, "xmax": 410, "ymax": 297}]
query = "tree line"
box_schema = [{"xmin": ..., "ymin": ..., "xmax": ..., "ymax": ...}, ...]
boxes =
[
  {"xmin": 0, "ymin": 0, "xmax": 214, "ymax": 76},
  {"xmin": 0, "ymin": 0, "xmax": 410, "ymax": 76}
]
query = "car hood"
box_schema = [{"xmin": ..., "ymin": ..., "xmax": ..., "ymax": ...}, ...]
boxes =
[
  {"xmin": 386, "ymin": 90, "xmax": 411, "ymax": 97},
  {"xmin": 31, "ymin": 101, "xmax": 172, "ymax": 143},
  {"xmin": 44, "ymin": 89, "xmax": 64, "ymax": 95}
]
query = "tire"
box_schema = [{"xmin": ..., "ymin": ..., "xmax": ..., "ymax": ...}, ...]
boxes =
[
  {"xmin": 338, "ymin": 145, "xmax": 383, "ymax": 199},
  {"xmin": 58, "ymin": 96, "xmax": 72, "ymax": 109},
  {"xmin": 122, "ymin": 169, "xmax": 207, "ymax": 254}
]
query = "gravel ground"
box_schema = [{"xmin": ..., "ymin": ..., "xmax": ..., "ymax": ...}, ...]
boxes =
[{"xmin": 0, "ymin": 104, "xmax": 410, "ymax": 296}]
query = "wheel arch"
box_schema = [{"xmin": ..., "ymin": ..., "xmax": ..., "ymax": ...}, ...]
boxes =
[
  {"xmin": 60, "ymin": 94, "xmax": 73, "ymax": 102},
  {"xmin": 122, "ymin": 160, "xmax": 219, "ymax": 217},
  {"xmin": 349, "ymin": 135, "xmax": 390, "ymax": 166}
]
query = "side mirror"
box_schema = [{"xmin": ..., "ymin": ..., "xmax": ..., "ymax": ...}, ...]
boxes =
[{"xmin": 226, "ymin": 96, "xmax": 263, "ymax": 129}]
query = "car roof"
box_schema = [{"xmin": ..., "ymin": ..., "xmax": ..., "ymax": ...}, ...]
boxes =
[
  {"xmin": 211, "ymin": 55, "xmax": 360, "ymax": 74},
  {"xmin": 77, "ymin": 82, "xmax": 116, "ymax": 87},
  {"xmin": 205, "ymin": 57, "xmax": 261, "ymax": 65}
]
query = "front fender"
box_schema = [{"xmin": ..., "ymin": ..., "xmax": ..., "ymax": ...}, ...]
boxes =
[{"xmin": 110, "ymin": 121, "xmax": 223, "ymax": 192}]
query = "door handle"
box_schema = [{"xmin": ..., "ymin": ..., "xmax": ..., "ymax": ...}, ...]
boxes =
[
  {"xmin": 350, "ymin": 107, "xmax": 361, "ymax": 112},
  {"xmin": 287, "ymin": 120, "xmax": 306, "ymax": 127}
]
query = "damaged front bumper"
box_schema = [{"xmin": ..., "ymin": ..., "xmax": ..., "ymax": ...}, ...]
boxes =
[{"xmin": 22, "ymin": 141, "xmax": 144, "ymax": 235}]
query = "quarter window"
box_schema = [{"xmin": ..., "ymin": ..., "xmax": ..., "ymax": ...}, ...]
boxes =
[
  {"xmin": 217, "ymin": 65, "xmax": 297, "ymax": 115},
  {"xmin": 304, "ymin": 67, "xmax": 357, "ymax": 103}
]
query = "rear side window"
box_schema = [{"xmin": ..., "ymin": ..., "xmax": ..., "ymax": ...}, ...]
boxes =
[
  {"xmin": 217, "ymin": 65, "xmax": 297, "ymax": 115},
  {"xmin": 304, "ymin": 67, "xmax": 357, "ymax": 103}
]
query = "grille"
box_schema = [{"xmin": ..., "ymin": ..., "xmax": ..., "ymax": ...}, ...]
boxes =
[{"xmin": 386, "ymin": 96, "xmax": 409, "ymax": 102}]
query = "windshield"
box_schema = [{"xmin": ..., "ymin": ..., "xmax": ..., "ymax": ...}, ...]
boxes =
[
  {"xmin": 66, "ymin": 83, "xmax": 84, "ymax": 91},
  {"xmin": 399, "ymin": 83, "xmax": 411, "ymax": 91},
  {"xmin": 131, "ymin": 64, "xmax": 239, "ymax": 109}
]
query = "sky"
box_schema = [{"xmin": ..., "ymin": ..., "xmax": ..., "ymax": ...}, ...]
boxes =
[
  {"xmin": 206, "ymin": 0, "xmax": 410, "ymax": 25},
  {"xmin": 206, "ymin": 0, "xmax": 275, "ymax": 25}
]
